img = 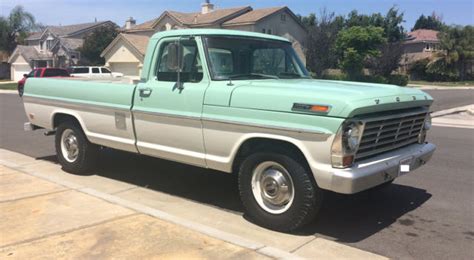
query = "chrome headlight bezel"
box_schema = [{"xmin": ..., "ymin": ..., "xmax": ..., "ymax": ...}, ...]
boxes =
[
  {"xmin": 331, "ymin": 120, "xmax": 364, "ymax": 168},
  {"xmin": 424, "ymin": 113, "xmax": 432, "ymax": 130}
]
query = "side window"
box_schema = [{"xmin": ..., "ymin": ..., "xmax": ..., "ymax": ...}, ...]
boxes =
[
  {"xmin": 156, "ymin": 39, "xmax": 203, "ymax": 83},
  {"xmin": 72, "ymin": 68, "xmax": 88, "ymax": 74},
  {"xmin": 101, "ymin": 68, "xmax": 111, "ymax": 73},
  {"xmin": 92, "ymin": 68, "xmax": 100, "ymax": 74},
  {"xmin": 27, "ymin": 70, "xmax": 36, "ymax": 77}
]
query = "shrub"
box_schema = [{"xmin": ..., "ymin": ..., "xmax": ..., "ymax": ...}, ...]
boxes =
[{"xmin": 386, "ymin": 74, "xmax": 409, "ymax": 86}]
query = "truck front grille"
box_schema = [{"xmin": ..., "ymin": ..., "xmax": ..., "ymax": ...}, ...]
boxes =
[{"xmin": 355, "ymin": 111, "xmax": 428, "ymax": 161}]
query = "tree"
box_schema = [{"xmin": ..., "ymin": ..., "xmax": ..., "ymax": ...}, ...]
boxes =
[
  {"xmin": 428, "ymin": 25, "xmax": 474, "ymax": 80},
  {"xmin": 412, "ymin": 14, "xmax": 444, "ymax": 31},
  {"xmin": 79, "ymin": 24, "xmax": 118, "ymax": 65},
  {"xmin": 0, "ymin": 6, "xmax": 36, "ymax": 54},
  {"xmin": 335, "ymin": 26, "xmax": 386, "ymax": 78},
  {"xmin": 367, "ymin": 42, "xmax": 403, "ymax": 77},
  {"xmin": 303, "ymin": 9, "xmax": 344, "ymax": 76}
]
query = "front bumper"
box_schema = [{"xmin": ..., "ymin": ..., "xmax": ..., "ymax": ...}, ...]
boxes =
[{"xmin": 317, "ymin": 142, "xmax": 436, "ymax": 194}]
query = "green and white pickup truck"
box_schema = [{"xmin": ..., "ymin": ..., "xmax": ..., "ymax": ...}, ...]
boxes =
[{"xmin": 23, "ymin": 29, "xmax": 435, "ymax": 231}]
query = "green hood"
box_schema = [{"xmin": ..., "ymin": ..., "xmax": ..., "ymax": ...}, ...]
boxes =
[{"xmin": 229, "ymin": 79, "xmax": 433, "ymax": 118}]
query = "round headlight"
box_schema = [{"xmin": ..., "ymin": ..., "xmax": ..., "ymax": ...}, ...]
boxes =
[
  {"xmin": 344, "ymin": 123, "xmax": 361, "ymax": 151},
  {"xmin": 424, "ymin": 114, "xmax": 432, "ymax": 130}
]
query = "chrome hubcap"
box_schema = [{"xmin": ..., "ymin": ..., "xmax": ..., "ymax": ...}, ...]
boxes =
[
  {"xmin": 251, "ymin": 161, "xmax": 294, "ymax": 214},
  {"xmin": 61, "ymin": 129, "xmax": 79, "ymax": 162}
]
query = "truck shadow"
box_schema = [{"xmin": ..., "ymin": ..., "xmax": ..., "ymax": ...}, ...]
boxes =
[{"xmin": 36, "ymin": 148, "xmax": 432, "ymax": 242}]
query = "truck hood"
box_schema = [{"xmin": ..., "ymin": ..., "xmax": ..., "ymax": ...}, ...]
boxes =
[{"xmin": 229, "ymin": 79, "xmax": 433, "ymax": 118}]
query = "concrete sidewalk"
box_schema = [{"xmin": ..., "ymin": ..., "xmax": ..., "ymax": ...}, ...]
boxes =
[
  {"xmin": 0, "ymin": 149, "xmax": 386, "ymax": 260},
  {"xmin": 0, "ymin": 165, "xmax": 269, "ymax": 259},
  {"xmin": 432, "ymin": 104, "xmax": 474, "ymax": 129}
]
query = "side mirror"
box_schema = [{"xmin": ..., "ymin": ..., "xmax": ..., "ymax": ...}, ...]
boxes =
[
  {"xmin": 23, "ymin": 74, "xmax": 28, "ymax": 78},
  {"xmin": 166, "ymin": 42, "xmax": 183, "ymax": 71}
]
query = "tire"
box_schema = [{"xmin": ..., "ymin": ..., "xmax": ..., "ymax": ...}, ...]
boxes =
[
  {"xmin": 55, "ymin": 121, "xmax": 98, "ymax": 174},
  {"xmin": 238, "ymin": 150, "xmax": 323, "ymax": 232}
]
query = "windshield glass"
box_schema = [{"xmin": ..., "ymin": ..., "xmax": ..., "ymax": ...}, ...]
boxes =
[{"xmin": 204, "ymin": 36, "xmax": 309, "ymax": 80}]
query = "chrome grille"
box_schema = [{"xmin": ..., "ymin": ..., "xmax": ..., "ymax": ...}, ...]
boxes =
[{"xmin": 355, "ymin": 111, "xmax": 428, "ymax": 161}]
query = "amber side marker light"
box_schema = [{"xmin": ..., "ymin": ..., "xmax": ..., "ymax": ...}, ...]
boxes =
[
  {"xmin": 292, "ymin": 103, "xmax": 331, "ymax": 114},
  {"xmin": 310, "ymin": 105, "xmax": 330, "ymax": 113}
]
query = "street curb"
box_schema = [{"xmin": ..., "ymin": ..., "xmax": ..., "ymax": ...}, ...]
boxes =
[
  {"xmin": 0, "ymin": 149, "xmax": 387, "ymax": 260},
  {"xmin": 0, "ymin": 90, "xmax": 17, "ymax": 94},
  {"xmin": 431, "ymin": 104, "xmax": 474, "ymax": 118},
  {"xmin": 407, "ymin": 84, "xmax": 474, "ymax": 90}
]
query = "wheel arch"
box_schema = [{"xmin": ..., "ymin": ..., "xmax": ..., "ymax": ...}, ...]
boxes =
[
  {"xmin": 51, "ymin": 111, "xmax": 90, "ymax": 141},
  {"xmin": 231, "ymin": 135, "xmax": 313, "ymax": 178}
]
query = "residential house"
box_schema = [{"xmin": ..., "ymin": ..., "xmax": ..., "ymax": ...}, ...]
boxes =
[
  {"xmin": 401, "ymin": 29, "xmax": 440, "ymax": 71},
  {"xmin": 101, "ymin": 1, "xmax": 307, "ymax": 79},
  {"xmin": 8, "ymin": 21, "xmax": 116, "ymax": 81}
]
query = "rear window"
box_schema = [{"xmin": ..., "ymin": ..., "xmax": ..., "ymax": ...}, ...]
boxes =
[
  {"xmin": 92, "ymin": 68, "xmax": 100, "ymax": 74},
  {"xmin": 43, "ymin": 69, "xmax": 69, "ymax": 77},
  {"xmin": 72, "ymin": 67, "xmax": 89, "ymax": 74},
  {"xmin": 101, "ymin": 68, "xmax": 111, "ymax": 73}
]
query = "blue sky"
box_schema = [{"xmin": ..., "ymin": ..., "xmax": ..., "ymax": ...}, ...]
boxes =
[{"xmin": 1, "ymin": 0, "xmax": 473, "ymax": 30}]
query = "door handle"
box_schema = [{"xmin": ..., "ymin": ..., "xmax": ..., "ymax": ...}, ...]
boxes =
[{"xmin": 139, "ymin": 87, "xmax": 152, "ymax": 97}]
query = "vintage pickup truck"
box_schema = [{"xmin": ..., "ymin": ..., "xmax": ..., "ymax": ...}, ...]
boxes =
[{"xmin": 23, "ymin": 29, "xmax": 435, "ymax": 231}]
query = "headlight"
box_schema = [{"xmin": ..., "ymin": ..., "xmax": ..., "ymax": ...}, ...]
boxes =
[
  {"xmin": 331, "ymin": 121, "xmax": 363, "ymax": 168},
  {"xmin": 424, "ymin": 113, "xmax": 432, "ymax": 130},
  {"xmin": 418, "ymin": 113, "xmax": 431, "ymax": 143},
  {"xmin": 344, "ymin": 123, "xmax": 361, "ymax": 152}
]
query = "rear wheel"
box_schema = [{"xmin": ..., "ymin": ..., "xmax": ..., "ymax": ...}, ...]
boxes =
[
  {"xmin": 55, "ymin": 121, "xmax": 98, "ymax": 174},
  {"xmin": 238, "ymin": 150, "xmax": 323, "ymax": 232}
]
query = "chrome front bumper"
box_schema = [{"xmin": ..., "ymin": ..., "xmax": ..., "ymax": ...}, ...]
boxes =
[{"xmin": 320, "ymin": 143, "xmax": 436, "ymax": 194}]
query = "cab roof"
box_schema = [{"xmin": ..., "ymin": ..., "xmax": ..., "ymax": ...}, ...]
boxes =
[{"xmin": 150, "ymin": 28, "xmax": 290, "ymax": 42}]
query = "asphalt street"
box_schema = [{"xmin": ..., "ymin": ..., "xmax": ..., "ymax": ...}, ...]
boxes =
[{"xmin": 1, "ymin": 90, "xmax": 473, "ymax": 259}]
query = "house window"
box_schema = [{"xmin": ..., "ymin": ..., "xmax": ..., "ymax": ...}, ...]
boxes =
[
  {"xmin": 281, "ymin": 14, "xmax": 286, "ymax": 22},
  {"xmin": 262, "ymin": 28, "xmax": 266, "ymax": 33},
  {"xmin": 46, "ymin": 40, "xmax": 52, "ymax": 50}
]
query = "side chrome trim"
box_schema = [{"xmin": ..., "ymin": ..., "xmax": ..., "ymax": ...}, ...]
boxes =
[
  {"xmin": 23, "ymin": 95, "xmax": 131, "ymax": 114},
  {"xmin": 202, "ymin": 117, "xmax": 328, "ymax": 135},
  {"xmin": 133, "ymin": 109, "xmax": 201, "ymax": 122},
  {"xmin": 23, "ymin": 95, "xmax": 329, "ymax": 136}
]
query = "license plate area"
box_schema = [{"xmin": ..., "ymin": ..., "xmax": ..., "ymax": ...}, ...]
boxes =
[{"xmin": 399, "ymin": 156, "xmax": 414, "ymax": 176}]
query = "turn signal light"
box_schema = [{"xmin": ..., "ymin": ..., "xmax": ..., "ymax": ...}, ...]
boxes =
[{"xmin": 310, "ymin": 105, "xmax": 330, "ymax": 112}]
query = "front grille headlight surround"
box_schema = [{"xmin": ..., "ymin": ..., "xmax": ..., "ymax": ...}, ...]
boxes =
[
  {"xmin": 331, "ymin": 120, "xmax": 364, "ymax": 168},
  {"xmin": 418, "ymin": 113, "xmax": 432, "ymax": 143}
]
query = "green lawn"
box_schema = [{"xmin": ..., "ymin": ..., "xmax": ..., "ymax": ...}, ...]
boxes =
[
  {"xmin": 0, "ymin": 83, "xmax": 17, "ymax": 90},
  {"xmin": 409, "ymin": 80, "xmax": 474, "ymax": 87}
]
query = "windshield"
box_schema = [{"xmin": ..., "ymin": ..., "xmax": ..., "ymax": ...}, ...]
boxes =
[{"xmin": 204, "ymin": 36, "xmax": 309, "ymax": 80}]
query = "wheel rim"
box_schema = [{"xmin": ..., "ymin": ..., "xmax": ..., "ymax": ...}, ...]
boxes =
[
  {"xmin": 251, "ymin": 161, "xmax": 295, "ymax": 214},
  {"xmin": 60, "ymin": 129, "xmax": 79, "ymax": 163}
]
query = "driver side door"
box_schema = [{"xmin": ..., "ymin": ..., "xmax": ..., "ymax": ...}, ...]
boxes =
[{"xmin": 132, "ymin": 37, "xmax": 209, "ymax": 167}]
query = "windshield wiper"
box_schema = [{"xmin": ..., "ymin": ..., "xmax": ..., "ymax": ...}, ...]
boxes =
[
  {"xmin": 278, "ymin": 72, "xmax": 309, "ymax": 79},
  {"xmin": 227, "ymin": 73, "xmax": 279, "ymax": 80}
]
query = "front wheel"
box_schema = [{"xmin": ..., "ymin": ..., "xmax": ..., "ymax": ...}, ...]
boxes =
[
  {"xmin": 55, "ymin": 121, "xmax": 98, "ymax": 174},
  {"xmin": 238, "ymin": 151, "xmax": 323, "ymax": 232}
]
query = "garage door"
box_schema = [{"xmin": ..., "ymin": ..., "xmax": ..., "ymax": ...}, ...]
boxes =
[
  {"xmin": 110, "ymin": 62, "xmax": 139, "ymax": 77},
  {"xmin": 11, "ymin": 64, "xmax": 32, "ymax": 81}
]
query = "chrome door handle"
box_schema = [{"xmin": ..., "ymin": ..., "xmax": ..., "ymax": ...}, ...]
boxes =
[{"xmin": 139, "ymin": 87, "xmax": 152, "ymax": 97}]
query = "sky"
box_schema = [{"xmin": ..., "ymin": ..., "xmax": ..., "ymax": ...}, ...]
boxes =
[{"xmin": 1, "ymin": 0, "xmax": 473, "ymax": 30}]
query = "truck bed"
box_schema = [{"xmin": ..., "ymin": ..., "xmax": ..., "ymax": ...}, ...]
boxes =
[{"xmin": 23, "ymin": 77, "xmax": 138, "ymax": 153}]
